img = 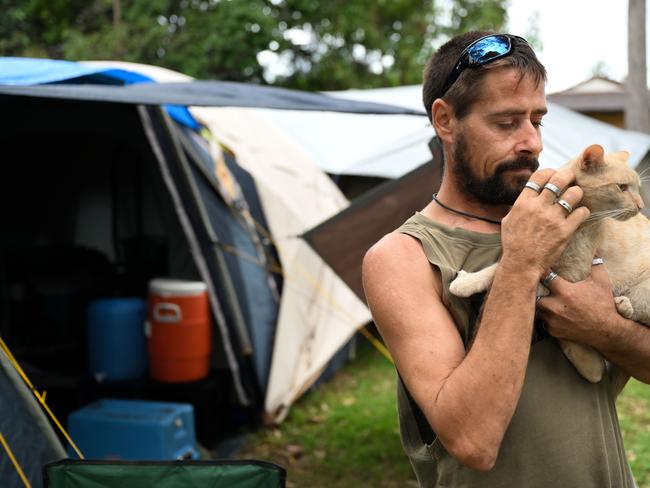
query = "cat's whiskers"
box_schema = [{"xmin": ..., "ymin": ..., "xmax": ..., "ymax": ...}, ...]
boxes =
[
  {"xmin": 584, "ymin": 208, "xmax": 631, "ymax": 223},
  {"xmin": 637, "ymin": 166, "xmax": 650, "ymax": 178}
]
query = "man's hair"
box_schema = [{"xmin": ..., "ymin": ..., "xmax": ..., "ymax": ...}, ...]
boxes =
[{"xmin": 422, "ymin": 31, "xmax": 547, "ymax": 122}]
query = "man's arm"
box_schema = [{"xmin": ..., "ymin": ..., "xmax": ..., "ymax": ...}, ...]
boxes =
[
  {"xmin": 363, "ymin": 169, "xmax": 589, "ymax": 471},
  {"xmin": 363, "ymin": 233, "xmax": 538, "ymax": 471},
  {"xmin": 538, "ymin": 264, "xmax": 650, "ymax": 384}
]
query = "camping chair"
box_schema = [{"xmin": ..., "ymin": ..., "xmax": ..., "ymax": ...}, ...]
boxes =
[{"xmin": 44, "ymin": 459, "xmax": 286, "ymax": 488}]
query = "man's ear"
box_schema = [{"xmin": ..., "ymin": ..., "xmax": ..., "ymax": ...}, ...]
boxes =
[{"xmin": 431, "ymin": 98, "xmax": 455, "ymax": 144}]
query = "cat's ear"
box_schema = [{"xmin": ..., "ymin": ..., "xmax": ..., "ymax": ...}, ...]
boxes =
[{"xmin": 580, "ymin": 144, "xmax": 605, "ymax": 171}]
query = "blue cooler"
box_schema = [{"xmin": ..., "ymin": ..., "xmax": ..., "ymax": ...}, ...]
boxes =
[
  {"xmin": 67, "ymin": 399, "xmax": 199, "ymax": 460},
  {"xmin": 87, "ymin": 298, "xmax": 147, "ymax": 381}
]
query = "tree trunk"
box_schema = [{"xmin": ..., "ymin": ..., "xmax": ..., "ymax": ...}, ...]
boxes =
[
  {"xmin": 626, "ymin": 0, "xmax": 650, "ymax": 132},
  {"xmin": 113, "ymin": 0, "xmax": 121, "ymax": 28}
]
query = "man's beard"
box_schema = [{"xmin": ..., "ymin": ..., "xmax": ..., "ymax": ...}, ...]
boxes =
[{"xmin": 451, "ymin": 134, "xmax": 539, "ymax": 205}]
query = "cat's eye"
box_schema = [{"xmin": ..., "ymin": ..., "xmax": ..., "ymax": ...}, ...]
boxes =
[{"xmin": 618, "ymin": 184, "xmax": 629, "ymax": 191}]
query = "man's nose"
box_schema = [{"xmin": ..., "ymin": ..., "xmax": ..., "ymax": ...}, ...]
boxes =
[{"xmin": 515, "ymin": 122, "xmax": 543, "ymax": 156}]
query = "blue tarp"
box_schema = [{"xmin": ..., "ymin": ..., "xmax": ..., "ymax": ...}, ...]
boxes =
[{"xmin": 0, "ymin": 57, "xmax": 199, "ymax": 129}]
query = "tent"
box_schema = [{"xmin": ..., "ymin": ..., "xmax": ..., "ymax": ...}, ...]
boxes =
[
  {"xmin": 0, "ymin": 57, "xmax": 427, "ymax": 486},
  {"xmin": 0, "ymin": 342, "xmax": 67, "ymax": 488},
  {"xmin": 74, "ymin": 61, "xmax": 376, "ymax": 420}
]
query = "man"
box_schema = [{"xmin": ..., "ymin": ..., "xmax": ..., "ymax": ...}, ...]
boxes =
[{"xmin": 362, "ymin": 31, "xmax": 650, "ymax": 487}]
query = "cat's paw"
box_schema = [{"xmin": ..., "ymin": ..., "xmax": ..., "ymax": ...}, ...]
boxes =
[
  {"xmin": 449, "ymin": 270, "xmax": 480, "ymax": 298},
  {"xmin": 561, "ymin": 340, "xmax": 605, "ymax": 383},
  {"xmin": 615, "ymin": 296, "xmax": 634, "ymax": 319}
]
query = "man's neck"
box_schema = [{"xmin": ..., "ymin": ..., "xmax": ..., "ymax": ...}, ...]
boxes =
[{"xmin": 422, "ymin": 182, "xmax": 509, "ymax": 233}]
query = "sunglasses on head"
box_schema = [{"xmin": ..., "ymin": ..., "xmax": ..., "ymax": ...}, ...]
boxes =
[{"xmin": 440, "ymin": 34, "xmax": 528, "ymax": 97}]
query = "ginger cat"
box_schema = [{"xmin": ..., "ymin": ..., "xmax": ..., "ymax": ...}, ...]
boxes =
[{"xmin": 449, "ymin": 144, "xmax": 647, "ymax": 384}]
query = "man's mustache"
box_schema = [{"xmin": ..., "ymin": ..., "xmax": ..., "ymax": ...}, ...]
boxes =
[{"xmin": 495, "ymin": 157, "xmax": 540, "ymax": 175}]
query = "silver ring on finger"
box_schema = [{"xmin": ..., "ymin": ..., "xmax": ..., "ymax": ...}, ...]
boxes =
[
  {"xmin": 592, "ymin": 257, "xmax": 605, "ymax": 265},
  {"xmin": 543, "ymin": 183, "xmax": 562, "ymax": 198},
  {"xmin": 541, "ymin": 270, "xmax": 558, "ymax": 287},
  {"xmin": 556, "ymin": 199, "xmax": 573, "ymax": 214},
  {"xmin": 524, "ymin": 181, "xmax": 542, "ymax": 193}
]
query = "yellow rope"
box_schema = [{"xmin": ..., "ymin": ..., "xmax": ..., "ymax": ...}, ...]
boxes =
[
  {"xmin": 0, "ymin": 337, "xmax": 84, "ymax": 459},
  {"xmin": 0, "ymin": 430, "xmax": 32, "ymax": 488},
  {"xmin": 359, "ymin": 327, "xmax": 393, "ymax": 363}
]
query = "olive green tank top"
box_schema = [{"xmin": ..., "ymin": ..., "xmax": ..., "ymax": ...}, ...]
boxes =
[{"xmin": 397, "ymin": 212, "xmax": 634, "ymax": 488}]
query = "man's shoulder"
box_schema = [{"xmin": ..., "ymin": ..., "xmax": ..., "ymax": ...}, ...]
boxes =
[
  {"xmin": 365, "ymin": 231, "xmax": 425, "ymax": 266},
  {"xmin": 362, "ymin": 231, "xmax": 432, "ymax": 290}
]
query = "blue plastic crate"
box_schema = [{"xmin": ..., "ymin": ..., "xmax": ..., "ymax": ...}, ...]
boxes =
[{"xmin": 67, "ymin": 398, "xmax": 199, "ymax": 460}]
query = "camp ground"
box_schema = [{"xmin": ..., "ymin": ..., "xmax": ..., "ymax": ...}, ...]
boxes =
[
  {"xmin": 0, "ymin": 57, "xmax": 425, "ymax": 487},
  {"xmin": 3, "ymin": 58, "xmax": 650, "ymax": 487}
]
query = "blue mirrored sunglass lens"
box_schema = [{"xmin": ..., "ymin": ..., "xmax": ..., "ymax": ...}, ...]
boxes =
[{"xmin": 466, "ymin": 36, "xmax": 511, "ymax": 64}]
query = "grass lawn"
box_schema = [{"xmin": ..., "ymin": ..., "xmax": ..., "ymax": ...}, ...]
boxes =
[
  {"xmin": 619, "ymin": 378, "xmax": 650, "ymax": 487},
  {"xmin": 236, "ymin": 338, "xmax": 650, "ymax": 487}
]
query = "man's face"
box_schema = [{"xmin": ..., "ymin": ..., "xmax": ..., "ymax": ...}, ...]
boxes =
[{"xmin": 449, "ymin": 68, "xmax": 547, "ymax": 205}]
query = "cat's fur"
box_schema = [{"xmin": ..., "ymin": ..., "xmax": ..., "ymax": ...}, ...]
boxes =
[{"xmin": 449, "ymin": 144, "xmax": 647, "ymax": 384}]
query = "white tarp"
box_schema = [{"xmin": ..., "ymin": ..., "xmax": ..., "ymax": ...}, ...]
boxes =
[
  {"xmin": 83, "ymin": 65, "xmax": 650, "ymax": 177},
  {"xmin": 260, "ymin": 85, "xmax": 650, "ymax": 177},
  {"xmin": 190, "ymin": 106, "xmax": 371, "ymax": 421}
]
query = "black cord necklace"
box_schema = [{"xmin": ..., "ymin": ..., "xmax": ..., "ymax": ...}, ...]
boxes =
[{"xmin": 431, "ymin": 193, "xmax": 502, "ymax": 225}]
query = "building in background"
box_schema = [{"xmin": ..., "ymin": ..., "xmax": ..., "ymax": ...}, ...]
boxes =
[{"xmin": 548, "ymin": 76, "xmax": 628, "ymax": 128}]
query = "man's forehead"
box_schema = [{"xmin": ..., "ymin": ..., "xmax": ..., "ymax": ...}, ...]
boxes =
[
  {"xmin": 472, "ymin": 69, "xmax": 546, "ymax": 112},
  {"xmin": 483, "ymin": 68, "xmax": 544, "ymax": 93}
]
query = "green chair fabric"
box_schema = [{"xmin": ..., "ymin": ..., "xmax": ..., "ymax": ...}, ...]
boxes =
[{"xmin": 44, "ymin": 459, "xmax": 286, "ymax": 488}]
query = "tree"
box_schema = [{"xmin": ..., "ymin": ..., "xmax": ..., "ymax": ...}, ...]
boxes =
[
  {"xmin": 0, "ymin": 0, "xmax": 507, "ymax": 90},
  {"xmin": 269, "ymin": 0, "xmax": 507, "ymax": 89}
]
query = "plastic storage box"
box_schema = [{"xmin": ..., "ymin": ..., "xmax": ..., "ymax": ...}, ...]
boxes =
[{"xmin": 67, "ymin": 398, "xmax": 199, "ymax": 460}]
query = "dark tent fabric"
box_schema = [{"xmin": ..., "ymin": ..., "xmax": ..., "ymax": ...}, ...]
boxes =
[
  {"xmin": 220, "ymin": 151, "xmax": 284, "ymax": 295},
  {"xmin": 303, "ymin": 137, "xmax": 444, "ymax": 300},
  {"xmin": 136, "ymin": 104, "xmax": 268, "ymax": 405},
  {"xmin": 0, "ymin": 80, "xmax": 426, "ymax": 115},
  {"xmin": 179, "ymin": 130, "xmax": 280, "ymax": 396},
  {"xmin": 0, "ymin": 94, "xmax": 271, "ymax": 426},
  {"xmin": 0, "ymin": 349, "xmax": 66, "ymax": 488}
]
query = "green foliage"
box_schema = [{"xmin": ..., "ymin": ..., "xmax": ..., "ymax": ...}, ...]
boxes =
[
  {"xmin": 0, "ymin": 0, "xmax": 507, "ymax": 89},
  {"xmin": 618, "ymin": 378, "xmax": 650, "ymax": 487}
]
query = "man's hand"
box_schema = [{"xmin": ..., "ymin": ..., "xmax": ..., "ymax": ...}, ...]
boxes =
[
  {"xmin": 536, "ymin": 260, "xmax": 618, "ymax": 344},
  {"xmin": 500, "ymin": 168, "xmax": 590, "ymax": 279},
  {"xmin": 537, "ymin": 259, "xmax": 650, "ymax": 385}
]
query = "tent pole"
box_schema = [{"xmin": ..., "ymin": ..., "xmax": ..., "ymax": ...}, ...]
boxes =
[{"xmin": 137, "ymin": 105, "xmax": 252, "ymax": 405}]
